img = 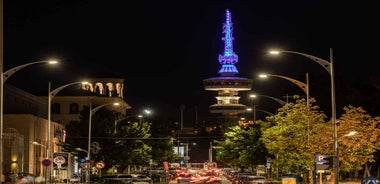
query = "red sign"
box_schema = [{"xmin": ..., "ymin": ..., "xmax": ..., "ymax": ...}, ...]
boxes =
[{"xmin": 42, "ymin": 159, "xmax": 52, "ymax": 166}]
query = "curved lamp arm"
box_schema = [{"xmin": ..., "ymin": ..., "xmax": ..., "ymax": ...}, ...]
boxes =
[
  {"xmin": 3, "ymin": 60, "xmax": 58, "ymax": 83},
  {"xmin": 50, "ymin": 81, "xmax": 88, "ymax": 99},
  {"xmin": 259, "ymin": 74, "xmax": 307, "ymax": 94},
  {"xmin": 269, "ymin": 50, "xmax": 331, "ymax": 74},
  {"xmin": 250, "ymin": 94, "xmax": 286, "ymax": 105}
]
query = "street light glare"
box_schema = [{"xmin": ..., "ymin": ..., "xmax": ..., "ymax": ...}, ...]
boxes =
[
  {"xmin": 258, "ymin": 74, "xmax": 268, "ymax": 78},
  {"xmin": 48, "ymin": 60, "xmax": 58, "ymax": 64},
  {"xmin": 113, "ymin": 102, "xmax": 120, "ymax": 106},
  {"xmin": 347, "ymin": 131, "xmax": 357, "ymax": 137},
  {"xmin": 269, "ymin": 50, "xmax": 280, "ymax": 55}
]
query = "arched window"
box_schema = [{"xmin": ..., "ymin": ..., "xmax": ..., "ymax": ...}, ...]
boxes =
[{"xmin": 52, "ymin": 103, "xmax": 60, "ymax": 114}]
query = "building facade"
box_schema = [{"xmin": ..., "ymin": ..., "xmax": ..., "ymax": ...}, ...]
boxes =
[{"xmin": 2, "ymin": 75, "xmax": 131, "ymax": 180}]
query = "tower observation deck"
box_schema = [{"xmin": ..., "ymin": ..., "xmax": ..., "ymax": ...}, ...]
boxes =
[{"xmin": 203, "ymin": 9, "xmax": 252, "ymax": 123}]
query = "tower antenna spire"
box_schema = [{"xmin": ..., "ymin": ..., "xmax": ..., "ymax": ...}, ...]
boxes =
[{"xmin": 218, "ymin": 9, "xmax": 239, "ymax": 76}]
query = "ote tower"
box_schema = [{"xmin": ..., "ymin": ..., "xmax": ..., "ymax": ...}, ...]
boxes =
[{"xmin": 203, "ymin": 9, "xmax": 253, "ymax": 130}]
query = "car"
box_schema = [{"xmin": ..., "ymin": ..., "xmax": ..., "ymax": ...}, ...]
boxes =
[
  {"xmin": 241, "ymin": 175, "xmax": 267, "ymax": 184},
  {"xmin": 231, "ymin": 173, "xmax": 250, "ymax": 184},
  {"xmin": 202, "ymin": 171, "xmax": 221, "ymax": 184},
  {"xmin": 176, "ymin": 173, "xmax": 193, "ymax": 183}
]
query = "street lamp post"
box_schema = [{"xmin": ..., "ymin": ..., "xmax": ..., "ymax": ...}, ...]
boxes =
[
  {"xmin": 87, "ymin": 102, "xmax": 120, "ymax": 182},
  {"xmin": 30, "ymin": 141, "xmax": 48, "ymax": 184},
  {"xmin": 47, "ymin": 81, "xmax": 87, "ymax": 183},
  {"xmin": 258, "ymin": 73, "xmax": 309, "ymax": 106},
  {"xmin": 269, "ymin": 48, "xmax": 337, "ymax": 184},
  {"xmin": 0, "ymin": 60, "xmax": 57, "ymax": 178}
]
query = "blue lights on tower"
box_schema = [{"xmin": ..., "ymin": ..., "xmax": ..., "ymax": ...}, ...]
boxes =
[{"xmin": 218, "ymin": 9, "xmax": 239, "ymax": 76}]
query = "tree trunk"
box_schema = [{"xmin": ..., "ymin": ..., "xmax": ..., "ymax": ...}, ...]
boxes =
[
  {"xmin": 308, "ymin": 164, "xmax": 314, "ymax": 184},
  {"xmin": 330, "ymin": 170, "xmax": 335, "ymax": 184}
]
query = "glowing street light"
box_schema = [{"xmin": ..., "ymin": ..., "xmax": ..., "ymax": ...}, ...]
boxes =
[
  {"xmin": 30, "ymin": 141, "xmax": 47, "ymax": 150},
  {"xmin": 75, "ymin": 147, "xmax": 88, "ymax": 154},
  {"xmin": 269, "ymin": 48, "xmax": 338, "ymax": 184},
  {"xmin": 258, "ymin": 73, "xmax": 309, "ymax": 106},
  {"xmin": 0, "ymin": 59, "xmax": 58, "ymax": 178},
  {"xmin": 246, "ymin": 107, "xmax": 274, "ymax": 116},
  {"xmin": 341, "ymin": 131, "xmax": 357, "ymax": 138},
  {"xmin": 114, "ymin": 109, "xmax": 152, "ymax": 133},
  {"xmin": 249, "ymin": 94, "xmax": 286, "ymax": 106},
  {"xmin": 249, "ymin": 93, "xmax": 286, "ymax": 123}
]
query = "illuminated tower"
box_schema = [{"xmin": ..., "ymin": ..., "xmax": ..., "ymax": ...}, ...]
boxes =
[{"xmin": 203, "ymin": 9, "xmax": 252, "ymax": 128}]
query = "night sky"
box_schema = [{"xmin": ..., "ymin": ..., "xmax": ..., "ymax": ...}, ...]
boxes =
[{"xmin": 4, "ymin": 0, "xmax": 379, "ymax": 125}]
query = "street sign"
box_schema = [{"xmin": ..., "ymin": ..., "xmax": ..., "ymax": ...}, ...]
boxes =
[
  {"xmin": 96, "ymin": 162, "xmax": 105, "ymax": 169},
  {"xmin": 53, "ymin": 152, "xmax": 69, "ymax": 170},
  {"xmin": 91, "ymin": 142, "xmax": 101, "ymax": 154},
  {"xmin": 54, "ymin": 155, "xmax": 66, "ymax": 165},
  {"xmin": 42, "ymin": 159, "xmax": 52, "ymax": 166},
  {"xmin": 316, "ymin": 154, "xmax": 327, "ymax": 164},
  {"xmin": 316, "ymin": 164, "xmax": 330, "ymax": 170}
]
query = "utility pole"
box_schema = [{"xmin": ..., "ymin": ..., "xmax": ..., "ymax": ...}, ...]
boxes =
[{"xmin": 209, "ymin": 142, "xmax": 213, "ymax": 162}]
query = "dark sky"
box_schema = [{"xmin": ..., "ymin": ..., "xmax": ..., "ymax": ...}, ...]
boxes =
[{"xmin": 4, "ymin": 0, "xmax": 379, "ymax": 125}]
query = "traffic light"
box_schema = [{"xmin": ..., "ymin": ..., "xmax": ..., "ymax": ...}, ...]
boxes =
[{"xmin": 217, "ymin": 150, "xmax": 223, "ymax": 155}]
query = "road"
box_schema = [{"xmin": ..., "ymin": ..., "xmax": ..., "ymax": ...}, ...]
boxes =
[{"xmin": 168, "ymin": 174, "xmax": 231, "ymax": 184}]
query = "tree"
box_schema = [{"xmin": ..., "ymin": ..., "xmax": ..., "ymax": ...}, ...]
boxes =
[
  {"xmin": 260, "ymin": 96, "xmax": 329, "ymax": 180},
  {"xmin": 110, "ymin": 119, "xmax": 152, "ymax": 172},
  {"xmin": 337, "ymin": 105, "xmax": 380, "ymax": 178},
  {"xmin": 64, "ymin": 106, "xmax": 153, "ymax": 172},
  {"xmin": 214, "ymin": 124, "xmax": 267, "ymax": 171},
  {"xmin": 147, "ymin": 116, "xmax": 178, "ymax": 166}
]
